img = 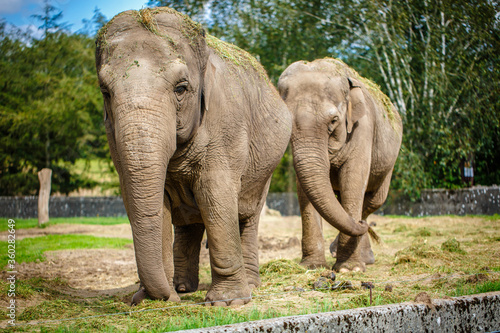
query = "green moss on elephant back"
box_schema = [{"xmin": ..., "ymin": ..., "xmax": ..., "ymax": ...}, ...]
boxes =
[
  {"xmin": 205, "ymin": 34, "xmax": 269, "ymax": 80},
  {"xmin": 322, "ymin": 57, "xmax": 401, "ymax": 131}
]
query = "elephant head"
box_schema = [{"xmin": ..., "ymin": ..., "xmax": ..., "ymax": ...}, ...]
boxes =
[
  {"xmin": 95, "ymin": 8, "xmax": 212, "ymax": 301},
  {"xmin": 278, "ymin": 59, "xmax": 369, "ymax": 237}
]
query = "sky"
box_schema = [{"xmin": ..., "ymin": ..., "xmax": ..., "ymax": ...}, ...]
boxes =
[{"xmin": 0, "ymin": 0, "xmax": 150, "ymax": 33}]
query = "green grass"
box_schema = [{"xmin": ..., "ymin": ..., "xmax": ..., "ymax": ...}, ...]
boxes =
[
  {"xmin": 0, "ymin": 217, "xmax": 129, "ymax": 232},
  {"xmin": 452, "ymin": 279, "xmax": 500, "ymax": 296},
  {"xmin": 0, "ymin": 234, "xmax": 132, "ymax": 268},
  {"xmin": 480, "ymin": 214, "xmax": 500, "ymax": 222}
]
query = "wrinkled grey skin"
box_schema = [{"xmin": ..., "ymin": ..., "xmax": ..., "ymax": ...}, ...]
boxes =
[
  {"xmin": 278, "ymin": 59, "xmax": 402, "ymax": 272},
  {"xmin": 96, "ymin": 8, "xmax": 291, "ymax": 305}
]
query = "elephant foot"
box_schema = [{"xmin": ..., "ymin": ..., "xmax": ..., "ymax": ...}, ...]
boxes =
[
  {"xmin": 333, "ymin": 246, "xmax": 375, "ymax": 265},
  {"xmin": 130, "ymin": 285, "xmax": 180, "ymax": 306},
  {"xmin": 245, "ymin": 269, "xmax": 261, "ymax": 290},
  {"xmin": 174, "ymin": 261, "xmax": 200, "ymax": 294},
  {"xmin": 333, "ymin": 233, "xmax": 375, "ymax": 269},
  {"xmin": 330, "ymin": 237, "xmax": 339, "ymax": 258},
  {"xmin": 174, "ymin": 276, "xmax": 199, "ymax": 293},
  {"xmin": 365, "ymin": 248, "xmax": 375, "ymax": 265},
  {"xmin": 247, "ymin": 277, "xmax": 261, "ymax": 290},
  {"xmin": 300, "ymin": 256, "xmax": 329, "ymax": 269},
  {"xmin": 333, "ymin": 260, "xmax": 366, "ymax": 273},
  {"xmin": 131, "ymin": 286, "xmax": 148, "ymax": 306},
  {"xmin": 205, "ymin": 283, "xmax": 252, "ymax": 306}
]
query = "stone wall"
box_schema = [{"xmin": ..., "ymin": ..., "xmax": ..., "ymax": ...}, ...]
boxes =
[
  {"xmin": 0, "ymin": 196, "xmax": 127, "ymax": 218},
  {"xmin": 266, "ymin": 192, "xmax": 300, "ymax": 216},
  {"xmin": 1, "ymin": 186, "xmax": 498, "ymax": 218},
  {"xmin": 379, "ymin": 186, "xmax": 500, "ymax": 216}
]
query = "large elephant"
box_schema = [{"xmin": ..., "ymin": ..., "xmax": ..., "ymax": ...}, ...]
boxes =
[
  {"xmin": 95, "ymin": 8, "xmax": 291, "ymax": 305},
  {"xmin": 278, "ymin": 58, "xmax": 402, "ymax": 272}
]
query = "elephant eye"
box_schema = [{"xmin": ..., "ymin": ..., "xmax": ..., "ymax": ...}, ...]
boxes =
[
  {"xmin": 100, "ymin": 86, "xmax": 111, "ymax": 99},
  {"xmin": 175, "ymin": 86, "xmax": 187, "ymax": 94},
  {"xmin": 174, "ymin": 82, "xmax": 188, "ymax": 101},
  {"xmin": 328, "ymin": 116, "xmax": 340, "ymax": 133},
  {"xmin": 100, "ymin": 86, "xmax": 112, "ymax": 121}
]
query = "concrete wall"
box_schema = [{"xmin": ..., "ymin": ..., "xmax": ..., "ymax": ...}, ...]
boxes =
[
  {"xmin": 1, "ymin": 186, "xmax": 498, "ymax": 218},
  {"xmin": 176, "ymin": 291, "xmax": 500, "ymax": 333}
]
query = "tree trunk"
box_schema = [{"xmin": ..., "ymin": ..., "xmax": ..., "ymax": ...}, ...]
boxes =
[{"xmin": 38, "ymin": 168, "xmax": 52, "ymax": 226}]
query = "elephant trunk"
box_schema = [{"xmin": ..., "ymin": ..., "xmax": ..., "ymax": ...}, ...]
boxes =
[
  {"xmin": 115, "ymin": 104, "xmax": 176, "ymax": 301},
  {"xmin": 291, "ymin": 135, "xmax": 368, "ymax": 237}
]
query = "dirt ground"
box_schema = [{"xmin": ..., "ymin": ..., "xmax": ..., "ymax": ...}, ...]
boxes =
[{"xmin": 0, "ymin": 214, "xmax": 306, "ymax": 305}]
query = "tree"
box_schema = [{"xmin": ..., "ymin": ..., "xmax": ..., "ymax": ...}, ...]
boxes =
[
  {"xmin": 329, "ymin": 0, "xmax": 500, "ymax": 192},
  {"xmin": 79, "ymin": 7, "xmax": 108, "ymax": 36},
  {"xmin": 0, "ymin": 4, "xmax": 107, "ymax": 195}
]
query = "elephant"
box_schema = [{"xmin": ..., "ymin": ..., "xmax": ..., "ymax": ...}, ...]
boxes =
[
  {"xmin": 278, "ymin": 58, "xmax": 402, "ymax": 272},
  {"xmin": 95, "ymin": 7, "xmax": 292, "ymax": 305}
]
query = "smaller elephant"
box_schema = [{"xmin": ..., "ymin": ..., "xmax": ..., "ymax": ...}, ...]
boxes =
[{"xmin": 278, "ymin": 58, "xmax": 402, "ymax": 272}]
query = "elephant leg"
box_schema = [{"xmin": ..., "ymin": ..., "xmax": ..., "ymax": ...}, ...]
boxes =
[
  {"xmin": 359, "ymin": 172, "xmax": 394, "ymax": 265},
  {"xmin": 196, "ymin": 180, "xmax": 251, "ymax": 306},
  {"xmin": 362, "ymin": 171, "xmax": 393, "ymax": 219},
  {"xmin": 132, "ymin": 194, "xmax": 180, "ymax": 304},
  {"xmin": 173, "ymin": 222, "xmax": 205, "ymax": 293},
  {"xmin": 239, "ymin": 217, "xmax": 260, "ymax": 290},
  {"xmin": 298, "ymin": 179, "xmax": 328, "ymax": 269},
  {"xmin": 162, "ymin": 195, "xmax": 181, "ymax": 301},
  {"xmin": 329, "ymin": 191, "xmax": 341, "ymax": 258},
  {"xmin": 333, "ymin": 162, "xmax": 371, "ymax": 273},
  {"xmin": 330, "ymin": 234, "xmax": 339, "ymax": 258}
]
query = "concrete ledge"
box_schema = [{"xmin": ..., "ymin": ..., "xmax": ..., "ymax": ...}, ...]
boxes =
[{"xmin": 177, "ymin": 292, "xmax": 500, "ymax": 333}]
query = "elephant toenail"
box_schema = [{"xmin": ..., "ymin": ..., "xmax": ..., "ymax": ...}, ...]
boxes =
[
  {"xmin": 213, "ymin": 301, "xmax": 227, "ymax": 307},
  {"xmin": 230, "ymin": 299, "xmax": 245, "ymax": 306}
]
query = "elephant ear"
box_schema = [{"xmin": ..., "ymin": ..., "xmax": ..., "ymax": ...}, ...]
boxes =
[
  {"xmin": 202, "ymin": 54, "xmax": 218, "ymax": 113},
  {"xmin": 347, "ymin": 77, "xmax": 367, "ymax": 134}
]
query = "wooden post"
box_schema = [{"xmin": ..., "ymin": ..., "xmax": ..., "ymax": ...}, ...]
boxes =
[{"xmin": 38, "ymin": 168, "xmax": 52, "ymax": 226}]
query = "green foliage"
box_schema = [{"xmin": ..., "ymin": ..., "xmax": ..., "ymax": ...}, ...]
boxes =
[
  {"xmin": 0, "ymin": 234, "xmax": 132, "ymax": 268},
  {"xmin": 269, "ymin": 145, "xmax": 296, "ymax": 193},
  {"xmin": 329, "ymin": 0, "xmax": 500, "ymax": 193},
  {"xmin": 0, "ymin": 5, "xmax": 109, "ymax": 195}
]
